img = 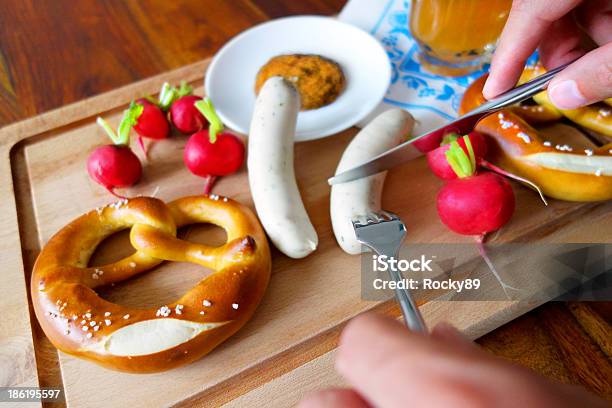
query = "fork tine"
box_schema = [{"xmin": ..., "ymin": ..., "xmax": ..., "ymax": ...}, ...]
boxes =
[
  {"xmin": 365, "ymin": 213, "xmax": 377, "ymax": 224},
  {"xmin": 381, "ymin": 210, "xmax": 399, "ymax": 221},
  {"xmin": 378, "ymin": 211, "xmax": 392, "ymax": 221},
  {"xmin": 352, "ymin": 211, "xmax": 401, "ymax": 229},
  {"xmin": 352, "ymin": 215, "xmax": 367, "ymax": 227}
]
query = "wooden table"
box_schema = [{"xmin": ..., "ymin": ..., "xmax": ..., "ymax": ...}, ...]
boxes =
[{"xmin": 1, "ymin": 0, "xmax": 610, "ymax": 401}]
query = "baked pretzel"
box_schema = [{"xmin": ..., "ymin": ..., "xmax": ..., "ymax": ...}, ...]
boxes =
[
  {"xmin": 32, "ymin": 195, "xmax": 271, "ymax": 373},
  {"xmin": 510, "ymin": 99, "xmax": 562, "ymax": 124},
  {"xmin": 460, "ymin": 74, "xmax": 612, "ymax": 202},
  {"xmin": 516, "ymin": 65, "xmax": 612, "ymax": 138}
]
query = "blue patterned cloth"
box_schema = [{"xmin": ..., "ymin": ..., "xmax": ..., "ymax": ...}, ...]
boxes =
[{"xmin": 340, "ymin": 0, "xmax": 538, "ymax": 132}]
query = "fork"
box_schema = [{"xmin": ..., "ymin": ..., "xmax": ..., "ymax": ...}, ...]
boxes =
[{"xmin": 352, "ymin": 211, "xmax": 427, "ymax": 332}]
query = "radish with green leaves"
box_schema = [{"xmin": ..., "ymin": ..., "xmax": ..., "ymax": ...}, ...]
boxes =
[
  {"xmin": 132, "ymin": 82, "xmax": 179, "ymax": 156},
  {"xmin": 88, "ymin": 106, "xmax": 143, "ymax": 198},
  {"xmin": 428, "ymin": 131, "xmax": 547, "ymax": 204},
  {"xmin": 436, "ymin": 136, "xmax": 514, "ymax": 236},
  {"xmin": 436, "ymin": 136, "xmax": 519, "ymax": 296},
  {"xmin": 133, "ymin": 99, "xmax": 169, "ymax": 141},
  {"xmin": 169, "ymin": 82, "xmax": 206, "ymax": 134},
  {"xmin": 183, "ymin": 98, "xmax": 245, "ymax": 194}
]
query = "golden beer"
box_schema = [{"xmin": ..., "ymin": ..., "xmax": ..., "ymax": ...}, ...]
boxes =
[{"xmin": 410, "ymin": 0, "xmax": 511, "ymax": 76}]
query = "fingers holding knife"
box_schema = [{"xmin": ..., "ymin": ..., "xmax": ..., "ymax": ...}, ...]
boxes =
[{"xmin": 484, "ymin": 0, "xmax": 612, "ymax": 110}]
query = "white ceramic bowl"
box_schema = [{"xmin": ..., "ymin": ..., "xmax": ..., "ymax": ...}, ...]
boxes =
[{"xmin": 205, "ymin": 15, "xmax": 390, "ymax": 141}]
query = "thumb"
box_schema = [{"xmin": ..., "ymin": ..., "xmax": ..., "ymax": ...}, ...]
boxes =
[{"xmin": 547, "ymin": 42, "xmax": 612, "ymax": 109}]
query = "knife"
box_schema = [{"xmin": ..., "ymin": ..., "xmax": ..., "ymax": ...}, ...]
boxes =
[{"xmin": 328, "ymin": 63, "xmax": 570, "ymax": 185}]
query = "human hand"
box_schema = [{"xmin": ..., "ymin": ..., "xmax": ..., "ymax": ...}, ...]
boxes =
[
  {"xmin": 299, "ymin": 313, "xmax": 608, "ymax": 408},
  {"xmin": 483, "ymin": 0, "xmax": 612, "ymax": 109}
]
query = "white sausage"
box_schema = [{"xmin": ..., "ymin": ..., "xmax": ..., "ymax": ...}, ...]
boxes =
[
  {"xmin": 248, "ymin": 77, "xmax": 318, "ymax": 258},
  {"xmin": 330, "ymin": 109, "xmax": 415, "ymax": 254}
]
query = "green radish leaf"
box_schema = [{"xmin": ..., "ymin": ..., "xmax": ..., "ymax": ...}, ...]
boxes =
[
  {"xmin": 445, "ymin": 148, "xmax": 466, "ymax": 178},
  {"xmin": 158, "ymin": 82, "xmax": 179, "ymax": 110},
  {"xmin": 177, "ymin": 81, "xmax": 193, "ymax": 97},
  {"xmin": 451, "ymin": 140, "xmax": 471, "ymax": 176},
  {"xmin": 159, "ymin": 89, "xmax": 178, "ymax": 110},
  {"xmin": 445, "ymin": 139, "xmax": 476, "ymax": 178},
  {"xmin": 158, "ymin": 82, "xmax": 171, "ymax": 103},
  {"xmin": 195, "ymin": 98, "xmax": 224, "ymax": 143},
  {"xmin": 463, "ymin": 135, "xmax": 476, "ymax": 170},
  {"xmin": 441, "ymin": 132, "xmax": 460, "ymax": 146},
  {"xmin": 116, "ymin": 101, "xmax": 144, "ymax": 145},
  {"xmin": 96, "ymin": 117, "xmax": 120, "ymax": 144}
]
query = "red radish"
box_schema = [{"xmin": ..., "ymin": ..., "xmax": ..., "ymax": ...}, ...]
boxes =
[
  {"xmin": 131, "ymin": 81, "xmax": 186, "ymax": 156},
  {"xmin": 435, "ymin": 136, "xmax": 518, "ymax": 296},
  {"xmin": 132, "ymin": 98, "xmax": 170, "ymax": 156},
  {"xmin": 87, "ymin": 110, "xmax": 143, "ymax": 198},
  {"xmin": 169, "ymin": 82, "xmax": 206, "ymax": 134},
  {"xmin": 170, "ymin": 95, "xmax": 205, "ymax": 134},
  {"xmin": 436, "ymin": 136, "xmax": 514, "ymax": 234},
  {"xmin": 427, "ymin": 132, "xmax": 487, "ymax": 180},
  {"xmin": 133, "ymin": 98, "xmax": 170, "ymax": 140},
  {"xmin": 184, "ymin": 98, "xmax": 245, "ymax": 194},
  {"xmin": 87, "ymin": 145, "xmax": 142, "ymax": 197},
  {"xmin": 437, "ymin": 172, "xmax": 514, "ymax": 235}
]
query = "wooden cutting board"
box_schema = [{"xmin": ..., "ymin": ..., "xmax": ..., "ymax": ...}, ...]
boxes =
[{"xmin": 1, "ymin": 59, "xmax": 610, "ymax": 408}]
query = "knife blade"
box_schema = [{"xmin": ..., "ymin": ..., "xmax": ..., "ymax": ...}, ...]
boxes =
[{"xmin": 328, "ymin": 62, "xmax": 570, "ymax": 185}]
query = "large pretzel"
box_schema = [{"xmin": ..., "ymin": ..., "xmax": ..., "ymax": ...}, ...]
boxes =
[
  {"xmin": 515, "ymin": 65, "xmax": 612, "ymax": 138},
  {"xmin": 32, "ymin": 196, "xmax": 271, "ymax": 373},
  {"xmin": 460, "ymin": 74, "xmax": 612, "ymax": 202}
]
